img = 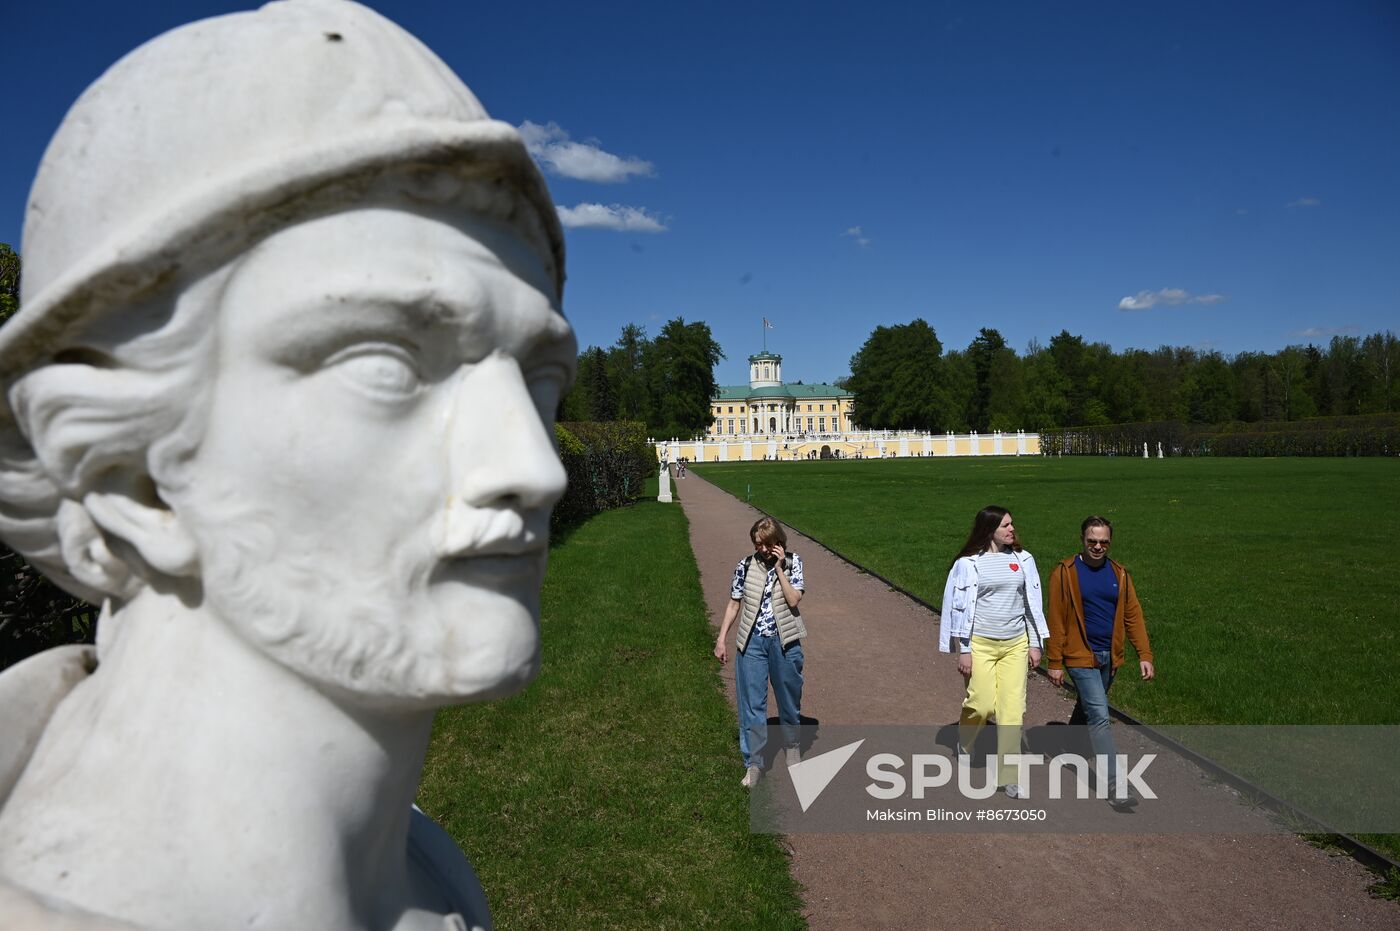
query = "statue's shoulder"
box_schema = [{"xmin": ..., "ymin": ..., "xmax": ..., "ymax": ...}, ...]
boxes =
[
  {"xmin": 407, "ymin": 806, "xmax": 493, "ymax": 931},
  {"xmin": 0, "ymin": 645, "xmax": 96, "ymax": 806}
]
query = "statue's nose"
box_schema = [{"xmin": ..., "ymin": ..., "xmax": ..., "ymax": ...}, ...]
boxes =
[{"xmin": 445, "ymin": 351, "xmax": 566, "ymax": 512}]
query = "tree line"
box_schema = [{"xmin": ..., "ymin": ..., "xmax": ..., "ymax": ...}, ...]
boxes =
[
  {"xmin": 848, "ymin": 321, "xmax": 1400, "ymax": 433},
  {"xmin": 560, "ymin": 319, "xmax": 724, "ymax": 438}
]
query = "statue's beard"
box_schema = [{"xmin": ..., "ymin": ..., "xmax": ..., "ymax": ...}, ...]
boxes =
[{"xmin": 176, "ymin": 495, "xmax": 540, "ymax": 706}]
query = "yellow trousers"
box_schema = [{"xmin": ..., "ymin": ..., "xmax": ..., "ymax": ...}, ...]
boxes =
[{"xmin": 959, "ymin": 633, "xmax": 1028, "ymax": 787}]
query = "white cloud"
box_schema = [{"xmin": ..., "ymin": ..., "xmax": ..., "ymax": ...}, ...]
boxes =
[
  {"xmin": 1289, "ymin": 325, "xmax": 1360, "ymax": 339},
  {"xmin": 843, "ymin": 225, "xmax": 870, "ymax": 248},
  {"xmin": 518, "ymin": 121, "xmax": 653, "ymax": 183},
  {"xmin": 1117, "ymin": 288, "xmax": 1226, "ymax": 312},
  {"xmin": 556, "ymin": 203, "xmax": 667, "ymax": 232},
  {"xmin": 1286, "ymin": 197, "xmax": 1322, "ymax": 208}
]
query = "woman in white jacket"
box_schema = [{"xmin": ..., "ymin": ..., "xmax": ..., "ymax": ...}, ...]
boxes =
[{"xmin": 939, "ymin": 505, "xmax": 1048, "ymax": 798}]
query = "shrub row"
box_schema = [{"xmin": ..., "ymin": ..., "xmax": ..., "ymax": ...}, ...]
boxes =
[
  {"xmin": 1039, "ymin": 421, "xmax": 1185, "ymax": 457},
  {"xmin": 553, "ymin": 421, "xmax": 653, "ymax": 530},
  {"xmin": 1191, "ymin": 422, "xmax": 1399, "ymax": 457},
  {"xmin": 1042, "ymin": 413, "xmax": 1400, "ymax": 457}
]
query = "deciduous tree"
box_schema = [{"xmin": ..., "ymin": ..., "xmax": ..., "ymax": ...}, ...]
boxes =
[{"xmin": 847, "ymin": 319, "xmax": 959, "ymax": 430}]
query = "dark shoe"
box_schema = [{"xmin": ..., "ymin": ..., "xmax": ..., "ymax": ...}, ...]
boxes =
[{"xmin": 1108, "ymin": 793, "xmax": 1139, "ymax": 812}]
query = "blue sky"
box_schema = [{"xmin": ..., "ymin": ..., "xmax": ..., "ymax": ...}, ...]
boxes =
[{"xmin": 4, "ymin": 0, "xmax": 1397, "ymax": 386}]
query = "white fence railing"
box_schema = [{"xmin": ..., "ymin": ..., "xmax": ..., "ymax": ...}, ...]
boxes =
[{"xmin": 652, "ymin": 430, "xmax": 1041, "ymax": 463}]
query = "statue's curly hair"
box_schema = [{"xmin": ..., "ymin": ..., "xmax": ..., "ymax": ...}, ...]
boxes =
[{"xmin": 0, "ymin": 268, "xmax": 227, "ymax": 604}]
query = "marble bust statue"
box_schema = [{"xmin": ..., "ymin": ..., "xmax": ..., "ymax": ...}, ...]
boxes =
[{"xmin": 0, "ymin": 2, "xmax": 574, "ymax": 929}]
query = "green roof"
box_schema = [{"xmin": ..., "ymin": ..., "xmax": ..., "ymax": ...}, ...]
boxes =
[
  {"xmin": 786, "ymin": 383, "xmax": 852, "ymax": 398},
  {"xmin": 713, "ymin": 383, "xmax": 852, "ymax": 401},
  {"xmin": 747, "ymin": 351, "xmax": 782, "ymax": 362}
]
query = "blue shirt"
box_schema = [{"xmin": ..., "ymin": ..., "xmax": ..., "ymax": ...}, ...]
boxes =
[
  {"xmin": 1075, "ymin": 555, "xmax": 1119, "ymax": 652},
  {"xmin": 731, "ymin": 552, "xmax": 805, "ymax": 638}
]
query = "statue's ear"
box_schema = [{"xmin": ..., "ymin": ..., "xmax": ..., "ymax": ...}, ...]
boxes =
[{"xmin": 82, "ymin": 490, "xmax": 199, "ymax": 579}]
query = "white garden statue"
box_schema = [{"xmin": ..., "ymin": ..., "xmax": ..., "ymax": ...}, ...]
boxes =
[
  {"xmin": 0, "ymin": 2, "xmax": 573, "ymax": 929},
  {"xmin": 659, "ymin": 460, "xmax": 674, "ymax": 503}
]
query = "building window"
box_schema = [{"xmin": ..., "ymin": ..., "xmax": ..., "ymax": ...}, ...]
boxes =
[
  {"xmin": 728, "ymin": 406, "xmax": 733, "ymax": 413},
  {"xmin": 806, "ymin": 417, "xmax": 814, "ymax": 431},
  {"xmin": 819, "ymin": 417, "xmax": 826, "ymax": 432}
]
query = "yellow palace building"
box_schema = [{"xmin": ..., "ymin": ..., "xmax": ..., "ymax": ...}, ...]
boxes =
[
  {"xmin": 710, "ymin": 351, "xmax": 855, "ymax": 438},
  {"xmin": 652, "ymin": 348, "xmax": 1041, "ymax": 463}
]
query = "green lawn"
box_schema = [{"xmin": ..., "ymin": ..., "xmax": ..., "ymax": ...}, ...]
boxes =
[
  {"xmin": 693, "ymin": 457, "xmax": 1400, "ymax": 726},
  {"xmin": 417, "ymin": 500, "xmax": 805, "ymax": 931}
]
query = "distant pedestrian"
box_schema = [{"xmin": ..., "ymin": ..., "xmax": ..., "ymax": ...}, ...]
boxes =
[
  {"xmin": 714, "ymin": 516, "xmax": 806, "ymax": 788},
  {"xmin": 939, "ymin": 506, "xmax": 1048, "ymax": 798},
  {"xmin": 1046, "ymin": 516, "xmax": 1155, "ymax": 810}
]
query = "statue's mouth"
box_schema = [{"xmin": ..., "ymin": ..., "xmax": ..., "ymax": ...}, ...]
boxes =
[{"xmin": 430, "ymin": 548, "xmax": 546, "ymax": 592}]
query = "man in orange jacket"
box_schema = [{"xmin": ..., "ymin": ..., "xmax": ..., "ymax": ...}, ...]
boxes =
[{"xmin": 1046, "ymin": 516, "xmax": 1155, "ymax": 810}]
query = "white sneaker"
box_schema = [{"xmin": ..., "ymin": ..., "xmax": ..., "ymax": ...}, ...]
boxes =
[
  {"xmin": 741, "ymin": 765, "xmax": 762, "ymax": 788},
  {"xmin": 785, "ymin": 747, "xmax": 801, "ymax": 768},
  {"xmin": 1003, "ymin": 783, "xmax": 1027, "ymax": 799}
]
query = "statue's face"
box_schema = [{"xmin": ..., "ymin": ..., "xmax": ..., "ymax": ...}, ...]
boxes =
[{"xmin": 169, "ymin": 207, "xmax": 574, "ymax": 706}]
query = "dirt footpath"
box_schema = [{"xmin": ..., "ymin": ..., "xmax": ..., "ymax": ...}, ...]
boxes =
[{"xmin": 675, "ymin": 468, "xmax": 1397, "ymax": 930}]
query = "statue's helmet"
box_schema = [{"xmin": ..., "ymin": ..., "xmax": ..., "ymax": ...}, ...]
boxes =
[{"xmin": 0, "ymin": 0, "xmax": 564, "ymax": 384}]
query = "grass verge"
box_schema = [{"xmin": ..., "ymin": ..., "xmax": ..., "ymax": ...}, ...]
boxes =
[
  {"xmin": 417, "ymin": 500, "xmax": 805, "ymax": 930},
  {"xmin": 694, "ymin": 457, "xmax": 1398, "ymax": 725}
]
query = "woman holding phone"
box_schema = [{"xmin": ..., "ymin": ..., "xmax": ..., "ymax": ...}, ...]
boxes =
[
  {"xmin": 938, "ymin": 505, "xmax": 1048, "ymax": 798},
  {"xmin": 713, "ymin": 516, "xmax": 806, "ymax": 789}
]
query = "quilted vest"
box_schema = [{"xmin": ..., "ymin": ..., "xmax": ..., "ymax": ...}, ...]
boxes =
[{"xmin": 735, "ymin": 555, "xmax": 807, "ymax": 652}]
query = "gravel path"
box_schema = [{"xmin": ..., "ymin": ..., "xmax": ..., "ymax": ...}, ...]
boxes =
[{"xmin": 674, "ymin": 468, "xmax": 1398, "ymax": 930}]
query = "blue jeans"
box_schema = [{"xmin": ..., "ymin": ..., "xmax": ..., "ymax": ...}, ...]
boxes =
[
  {"xmin": 736, "ymin": 634, "xmax": 804, "ymax": 768},
  {"xmin": 1067, "ymin": 651, "xmax": 1119, "ymax": 794}
]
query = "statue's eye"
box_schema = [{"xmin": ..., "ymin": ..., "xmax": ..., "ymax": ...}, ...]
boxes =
[{"xmin": 329, "ymin": 346, "xmax": 423, "ymax": 398}]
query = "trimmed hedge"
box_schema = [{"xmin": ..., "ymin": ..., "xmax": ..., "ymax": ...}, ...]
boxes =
[
  {"xmin": 1042, "ymin": 413, "xmax": 1400, "ymax": 458},
  {"xmin": 1040, "ymin": 421, "xmax": 1185, "ymax": 457},
  {"xmin": 1190, "ymin": 414, "xmax": 1399, "ymax": 456},
  {"xmin": 553, "ymin": 421, "xmax": 653, "ymax": 530}
]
